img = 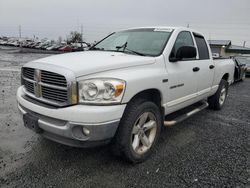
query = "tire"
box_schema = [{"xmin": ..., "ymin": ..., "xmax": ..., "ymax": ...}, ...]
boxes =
[
  {"xmin": 112, "ymin": 98, "xmax": 162, "ymax": 163},
  {"xmin": 208, "ymin": 79, "xmax": 228, "ymax": 110}
]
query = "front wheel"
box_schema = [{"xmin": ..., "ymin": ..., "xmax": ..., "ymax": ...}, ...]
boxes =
[
  {"xmin": 112, "ymin": 99, "xmax": 162, "ymax": 163},
  {"xmin": 208, "ymin": 79, "xmax": 229, "ymax": 110}
]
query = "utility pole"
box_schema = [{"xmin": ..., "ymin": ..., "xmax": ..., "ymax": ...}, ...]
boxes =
[
  {"xmin": 243, "ymin": 41, "xmax": 246, "ymax": 48},
  {"xmin": 19, "ymin": 25, "xmax": 22, "ymax": 49},
  {"xmin": 80, "ymin": 24, "xmax": 83, "ymax": 51},
  {"xmin": 18, "ymin": 25, "xmax": 22, "ymax": 38}
]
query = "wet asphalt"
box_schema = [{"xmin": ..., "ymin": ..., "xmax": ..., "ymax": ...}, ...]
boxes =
[{"xmin": 0, "ymin": 47, "xmax": 249, "ymax": 188}]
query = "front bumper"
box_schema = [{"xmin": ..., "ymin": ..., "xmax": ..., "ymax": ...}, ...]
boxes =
[{"xmin": 17, "ymin": 86, "xmax": 126, "ymax": 147}]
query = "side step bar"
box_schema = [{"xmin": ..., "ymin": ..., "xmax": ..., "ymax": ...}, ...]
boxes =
[{"xmin": 164, "ymin": 101, "xmax": 209, "ymax": 127}]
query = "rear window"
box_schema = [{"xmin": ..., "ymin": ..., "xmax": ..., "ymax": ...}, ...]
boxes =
[{"xmin": 193, "ymin": 33, "xmax": 209, "ymax": 60}]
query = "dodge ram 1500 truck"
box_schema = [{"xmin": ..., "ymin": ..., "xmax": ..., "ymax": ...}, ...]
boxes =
[{"xmin": 17, "ymin": 27, "xmax": 234, "ymax": 163}]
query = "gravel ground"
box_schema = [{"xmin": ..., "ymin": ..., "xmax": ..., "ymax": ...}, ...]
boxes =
[{"xmin": 0, "ymin": 47, "xmax": 249, "ymax": 188}]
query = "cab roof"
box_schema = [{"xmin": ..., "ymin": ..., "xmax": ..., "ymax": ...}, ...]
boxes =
[{"xmin": 118, "ymin": 26, "xmax": 204, "ymax": 37}]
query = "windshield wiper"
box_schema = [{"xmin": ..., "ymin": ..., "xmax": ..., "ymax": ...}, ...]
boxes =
[
  {"xmin": 123, "ymin": 48, "xmax": 146, "ymax": 56},
  {"xmin": 116, "ymin": 42, "xmax": 145, "ymax": 56},
  {"xmin": 89, "ymin": 46, "xmax": 104, "ymax": 51},
  {"xmin": 115, "ymin": 42, "xmax": 127, "ymax": 51}
]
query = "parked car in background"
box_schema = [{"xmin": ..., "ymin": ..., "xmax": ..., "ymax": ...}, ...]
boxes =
[
  {"xmin": 244, "ymin": 58, "xmax": 250, "ymax": 77},
  {"xmin": 30, "ymin": 42, "xmax": 41, "ymax": 48},
  {"xmin": 71, "ymin": 42, "xmax": 90, "ymax": 51},
  {"xmin": 232, "ymin": 56, "xmax": 248, "ymax": 81},
  {"xmin": 0, "ymin": 40, "xmax": 8, "ymax": 45},
  {"xmin": 52, "ymin": 44, "xmax": 64, "ymax": 51},
  {"xmin": 46, "ymin": 44, "xmax": 58, "ymax": 51},
  {"xmin": 8, "ymin": 40, "xmax": 19, "ymax": 47},
  {"xmin": 59, "ymin": 45, "xmax": 72, "ymax": 52},
  {"xmin": 0, "ymin": 36, "xmax": 91, "ymax": 53},
  {"xmin": 35, "ymin": 40, "xmax": 51, "ymax": 49},
  {"xmin": 26, "ymin": 41, "xmax": 36, "ymax": 48}
]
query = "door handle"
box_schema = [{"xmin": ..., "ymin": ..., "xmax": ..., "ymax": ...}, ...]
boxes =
[
  {"xmin": 209, "ymin": 65, "xmax": 215, "ymax": 69},
  {"xmin": 193, "ymin": 67, "xmax": 200, "ymax": 72}
]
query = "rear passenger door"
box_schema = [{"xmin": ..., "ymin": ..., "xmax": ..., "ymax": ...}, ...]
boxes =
[{"xmin": 193, "ymin": 33, "xmax": 215, "ymax": 96}]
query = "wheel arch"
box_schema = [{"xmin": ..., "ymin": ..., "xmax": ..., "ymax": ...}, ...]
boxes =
[
  {"xmin": 126, "ymin": 88, "xmax": 165, "ymax": 116},
  {"xmin": 222, "ymin": 73, "xmax": 229, "ymax": 82}
]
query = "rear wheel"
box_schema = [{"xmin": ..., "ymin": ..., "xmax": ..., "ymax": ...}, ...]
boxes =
[
  {"xmin": 112, "ymin": 99, "xmax": 162, "ymax": 163},
  {"xmin": 208, "ymin": 79, "xmax": 228, "ymax": 110}
]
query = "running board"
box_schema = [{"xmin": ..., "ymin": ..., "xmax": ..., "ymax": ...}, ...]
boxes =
[{"xmin": 164, "ymin": 101, "xmax": 209, "ymax": 127}]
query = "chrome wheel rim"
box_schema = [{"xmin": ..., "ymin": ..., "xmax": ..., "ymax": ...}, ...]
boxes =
[
  {"xmin": 131, "ymin": 112, "xmax": 157, "ymax": 155},
  {"xmin": 219, "ymin": 86, "xmax": 226, "ymax": 106}
]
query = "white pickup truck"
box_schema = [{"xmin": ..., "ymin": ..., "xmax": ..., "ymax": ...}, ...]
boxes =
[{"xmin": 17, "ymin": 27, "xmax": 234, "ymax": 163}]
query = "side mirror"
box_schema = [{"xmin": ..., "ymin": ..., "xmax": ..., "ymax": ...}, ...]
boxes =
[{"xmin": 169, "ymin": 46, "xmax": 197, "ymax": 62}]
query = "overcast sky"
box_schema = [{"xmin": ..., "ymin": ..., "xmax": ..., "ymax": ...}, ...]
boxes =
[{"xmin": 0, "ymin": 0, "xmax": 250, "ymax": 46}]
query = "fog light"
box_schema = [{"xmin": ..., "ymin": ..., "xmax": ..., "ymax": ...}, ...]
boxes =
[{"xmin": 82, "ymin": 127, "xmax": 90, "ymax": 136}]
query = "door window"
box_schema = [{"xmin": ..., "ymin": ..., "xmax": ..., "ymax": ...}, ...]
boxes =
[
  {"xmin": 193, "ymin": 34, "xmax": 210, "ymax": 60},
  {"xmin": 170, "ymin": 31, "xmax": 195, "ymax": 59}
]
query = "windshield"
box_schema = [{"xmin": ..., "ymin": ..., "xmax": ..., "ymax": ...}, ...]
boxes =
[{"xmin": 91, "ymin": 28, "xmax": 172, "ymax": 56}]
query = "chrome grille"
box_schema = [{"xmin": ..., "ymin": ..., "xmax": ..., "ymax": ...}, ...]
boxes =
[
  {"xmin": 41, "ymin": 86, "xmax": 68, "ymax": 102},
  {"xmin": 23, "ymin": 67, "xmax": 34, "ymax": 80},
  {"xmin": 41, "ymin": 70, "xmax": 67, "ymax": 87},
  {"xmin": 24, "ymin": 80, "xmax": 34, "ymax": 93},
  {"xmin": 22, "ymin": 67, "xmax": 70, "ymax": 106}
]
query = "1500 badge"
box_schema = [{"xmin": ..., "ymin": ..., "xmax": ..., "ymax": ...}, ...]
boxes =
[{"xmin": 170, "ymin": 83, "xmax": 184, "ymax": 89}]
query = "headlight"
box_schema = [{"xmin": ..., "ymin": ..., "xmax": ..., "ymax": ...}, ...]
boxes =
[{"xmin": 78, "ymin": 78, "xmax": 126, "ymax": 104}]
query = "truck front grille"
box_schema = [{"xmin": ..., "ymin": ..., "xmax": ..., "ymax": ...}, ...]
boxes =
[
  {"xmin": 41, "ymin": 85, "xmax": 68, "ymax": 102},
  {"xmin": 24, "ymin": 80, "xmax": 34, "ymax": 93},
  {"xmin": 23, "ymin": 68, "xmax": 35, "ymax": 80},
  {"xmin": 41, "ymin": 70, "xmax": 67, "ymax": 87},
  {"xmin": 22, "ymin": 67, "xmax": 71, "ymax": 106}
]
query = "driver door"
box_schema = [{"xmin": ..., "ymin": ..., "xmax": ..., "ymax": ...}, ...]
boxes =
[{"xmin": 165, "ymin": 31, "xmax": 199, "ymax": 108}]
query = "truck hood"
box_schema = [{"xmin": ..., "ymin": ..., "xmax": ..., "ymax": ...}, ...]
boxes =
[{"xmin": 27, "ymin": 51, "xmax": 156, "ymax": 77}]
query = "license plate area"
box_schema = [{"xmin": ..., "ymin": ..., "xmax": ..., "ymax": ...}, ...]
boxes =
[{"xmin": 23, "ymin": 113, "xmax": 42, "ymax": 133}]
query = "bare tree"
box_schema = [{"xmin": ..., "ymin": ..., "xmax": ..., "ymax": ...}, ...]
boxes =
[
  {"xmin": 57, "ymin": 36, "xmax": 62, "ymax": 44},
  {"xmin": 67, "ymin": 31, "xmax": 82, "ymax": 44}
]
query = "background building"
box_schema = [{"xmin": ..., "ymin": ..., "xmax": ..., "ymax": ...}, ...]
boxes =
[{"xmin": 208, "ymin": 40, "xmax": 250, "ymax": 58}]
